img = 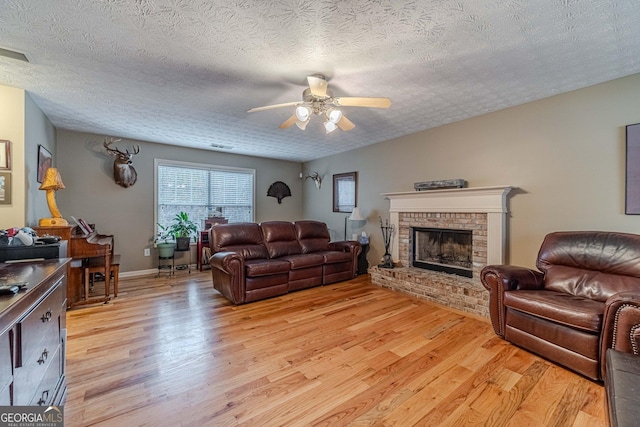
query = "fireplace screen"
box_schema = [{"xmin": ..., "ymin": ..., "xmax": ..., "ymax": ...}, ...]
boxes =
[{"xmin": 411, "ymin": 227, "xmax": 473, "ymax": 277}]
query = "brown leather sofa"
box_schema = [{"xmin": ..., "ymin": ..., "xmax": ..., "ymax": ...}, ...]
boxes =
[
  {"xmin": 209, "ymin": 220, "xmax": 361, "ymax": 304},
  {"xmin": 481, "ymin": 231, "xmax": 640, "ymax": 381}
]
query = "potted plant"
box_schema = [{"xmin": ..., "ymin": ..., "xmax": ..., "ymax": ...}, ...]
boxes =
[
  {"xmin": 168, "ymin": 211, "xmax": 198, "ymax": 251},
  {"xmin": 154, "ymin": 223, "xmax": 176, "ymax": 258}
]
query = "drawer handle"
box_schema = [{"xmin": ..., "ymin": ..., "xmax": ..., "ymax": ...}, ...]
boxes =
[
  {"xmin": 37, "ymin": 348, "xmax": 49, "ymax": 365},
  {"xmin": 37, "ymin": 390, "xmax": 49, "ymax": 405},
  {"xmin": 41, "ymin": 310, "xmax": 53, "ymax": 322}
]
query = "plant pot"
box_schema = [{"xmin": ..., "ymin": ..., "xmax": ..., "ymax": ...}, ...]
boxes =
[
  {"xmin": 176, "ymin": 237, "xmax": 190, "ymax": 251},
  {"xmin": 157, "ymin": 242, "xmax": 175, "ymax": 258}
]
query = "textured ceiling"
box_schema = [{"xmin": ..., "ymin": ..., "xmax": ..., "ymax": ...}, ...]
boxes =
[{"xmin": 1, "ymin": 0, "xmax": 640, "ymax": 162}]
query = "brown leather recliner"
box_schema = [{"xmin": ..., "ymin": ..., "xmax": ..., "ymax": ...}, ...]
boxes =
[{"xmin": 481, "ymin": 231, "xmax": 640, "ymax": 381}]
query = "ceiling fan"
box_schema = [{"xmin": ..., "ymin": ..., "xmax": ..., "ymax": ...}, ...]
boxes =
[{"xmin": 247, "ymin": 74, "xmax": 391, "ymax": 133}]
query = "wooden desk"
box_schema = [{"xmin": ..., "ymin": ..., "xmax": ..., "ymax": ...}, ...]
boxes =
[{"xmin": 34, "ymin": 226, "xmax": 113, "ymax": 308}]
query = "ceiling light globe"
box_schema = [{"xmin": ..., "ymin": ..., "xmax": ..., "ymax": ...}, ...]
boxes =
[
  {"xmin": 328, "ymin": 109, "xmax": 342, "ymax": 124},
  {"xmin": 295, "ymin": 106, "xmax": 311, "ymax": 122},
  {"xmin": 324, "ymin": 121, "xmax": 337, "ymax": 134}
]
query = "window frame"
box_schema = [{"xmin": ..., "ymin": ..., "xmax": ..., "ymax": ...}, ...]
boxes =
[{"xmin": 154, "ymin": 158, "xmax": 256, "ymax": 235}]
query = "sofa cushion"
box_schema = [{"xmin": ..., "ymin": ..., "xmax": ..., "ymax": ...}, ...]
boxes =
[
  {"xmin": 295, "ymin": 220, "xmax": 330, "ymax": 253},
  {"xmin": 317, "ymin": 250, "xmax": 353, "ymax": 264},
  {"xmin": 280, "ymin": 253, "xmax": 324, "ymax": 270},
  {"xmin": 261, "ymin": 221, "xmax": 302, "ymax": 258},
  {"xmin": 210, "ymin": 223, "xmax": 268, "ymax": 260},
  {"xmin": 537, "ymin": 231, "xmax": 640, "ymax": 301},
  {"xmin": 504, "ymin": 289, "xmax": 604, "ymax": 333},
  {"xmin": 244, "ymin": 258, "xmax": 290, "ymax": 277}
]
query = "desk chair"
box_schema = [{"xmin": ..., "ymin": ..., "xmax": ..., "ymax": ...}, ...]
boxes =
[{"xmin": 84, "ymin": 254, "xmax": 120, "ymax": 298}]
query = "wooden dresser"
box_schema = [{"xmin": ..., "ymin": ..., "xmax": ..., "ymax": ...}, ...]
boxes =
[{"xmin": 0, "ymin": 258, "xmax": 69, "ymax": 406}]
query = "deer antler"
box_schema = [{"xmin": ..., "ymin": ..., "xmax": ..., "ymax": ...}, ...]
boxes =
[
  {"xmin": 305, "ymin": 171, "xmax": 322, "ymax": 189},
  {"xmin": 103, "ymin": 137, "xmax": 125, "ymax": 156}
]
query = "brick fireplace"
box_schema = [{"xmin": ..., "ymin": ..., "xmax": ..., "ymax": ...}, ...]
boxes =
[{"xmin": 370, "ymin": 186, "xmax": 514, "ymax": 318}]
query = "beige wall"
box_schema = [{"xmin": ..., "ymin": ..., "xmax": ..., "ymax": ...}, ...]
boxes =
[
  {"xmin": 303, "ymin": 73, "xmax": 640, "ymax": 269},
  {"xmin": 0, "ymin": 86, "xmax": 55, "ymax": 229},
  {"xmin": 55, "ymin": 130, "xmax": 303, "ymax": 273},
  {"xmin": 0, "ymin": 85, "xmax": 26, "ymax": 228}
]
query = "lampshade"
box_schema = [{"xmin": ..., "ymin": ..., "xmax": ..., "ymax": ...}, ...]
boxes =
[
  {"xmin": 349, "ymin": 207, "xmax": 365, "ymax": 221},
  {"xmin": 39, "ymin": 168, "xmax": 66, "ymax": 190}
]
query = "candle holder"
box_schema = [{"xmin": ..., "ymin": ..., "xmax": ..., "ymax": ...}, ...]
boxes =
[{"xmin": 378, "ymin": 216, "xmax": 395, "ymax": 269}]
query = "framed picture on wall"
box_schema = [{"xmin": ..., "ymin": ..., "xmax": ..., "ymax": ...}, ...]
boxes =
[
  {"xmin": 37, "ymin": 145, "xmax": 52, "ymax": 183},
  {"xmin": 0, "ymin": 140, "xmax": 10, "ymax": 170},
  {"xmin": 333, "ymin": 171, "xmax": 357, "ymax": 213},
  {"xmin": 626, "ymin": 123, "xmax": 640, "ymax": 214},
  {"xmin": 0, "ymin": 172, "xmax": 11, "ymax": 205}
]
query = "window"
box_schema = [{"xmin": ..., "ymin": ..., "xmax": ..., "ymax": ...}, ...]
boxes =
[{"xmin": 155, "ymin": 159, "xmax": 255, "ymax": 233}]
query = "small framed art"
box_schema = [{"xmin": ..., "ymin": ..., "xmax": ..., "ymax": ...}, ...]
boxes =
[
  {"xmin": 333, "ymin": 171, "xmax": 358, "ymax": 213},
  {"xmin": 37, "ymin": 145, "xmax": 53, "ymax": 183},
  {"xmin": 0, "ymin": 140, "xmax": 10, "ymax": 170},
  {"xmin": 0, "ymin": 172, "xmax": 11, "ymax": 205}
]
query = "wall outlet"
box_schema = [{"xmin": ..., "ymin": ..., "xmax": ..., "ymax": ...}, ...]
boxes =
[{"xmin": 144, "ymin": 248, "xmax": 150, "ymax": 257}]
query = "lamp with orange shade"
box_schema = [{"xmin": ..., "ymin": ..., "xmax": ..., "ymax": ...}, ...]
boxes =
[{"xmin": 38, "ymin": 168, "xmax": 69, "ymax": 226}]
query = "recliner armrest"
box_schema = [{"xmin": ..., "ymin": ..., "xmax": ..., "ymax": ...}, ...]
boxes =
[
  {"xmin": 209, "ymin": 251, "xmax": 244, "ymax": 274},
  {"xmin": 480, "ymin": 265, "xmax": 544, "ymax": 337},
  {"xmin": 601, "ymin": 292, "xmax": 640, "ymax": 368},
  {"xmin": 328, "ymin": 240, "xmax": 361, "ymax": 253}
]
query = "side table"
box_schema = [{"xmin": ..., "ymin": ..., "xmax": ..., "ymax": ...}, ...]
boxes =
[
  {"xmin": 157, "ymin": 255, "xmax": 174, "ymax": 277},
  {"xmin": 174, "ymin": 247, "xmax": 191, "ymax": 274}
]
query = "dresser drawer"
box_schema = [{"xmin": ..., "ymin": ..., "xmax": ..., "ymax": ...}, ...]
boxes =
[
  {"xmin": 30, "ymin": 345, "xmax": 62, "ymax": 406},
  {"xmin": 0, "ymin": 330, "xmax": 11, "ymax": 392},
  {"xmin": 13, "ymin": 340, "xmax": 61, "ymax": 405},
  {"xmin": 17, "ymin": 282, "xmax": 65, "ymax": 364}
]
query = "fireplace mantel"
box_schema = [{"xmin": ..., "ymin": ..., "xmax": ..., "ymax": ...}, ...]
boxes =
[{"xmin": 382, "ymin": 185, "xmax": 516, "ymax": 265}]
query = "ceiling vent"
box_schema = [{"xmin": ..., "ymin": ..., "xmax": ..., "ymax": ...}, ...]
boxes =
[{"xmin": 0, "ymin": 47, "xmax": 29, "ymax": 63}]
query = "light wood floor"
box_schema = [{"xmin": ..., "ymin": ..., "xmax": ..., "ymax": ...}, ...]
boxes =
[{"xmin": 64, "ymin": 271, "xmax": 606, "ymax": 426}]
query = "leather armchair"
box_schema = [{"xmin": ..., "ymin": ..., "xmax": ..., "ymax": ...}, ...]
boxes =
[{"xmin": 481, "ymin": 231, "xmax": 640, "ymax": 381}]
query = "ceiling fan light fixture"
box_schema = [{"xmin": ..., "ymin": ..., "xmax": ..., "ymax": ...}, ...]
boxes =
[
  {"xmin": 295, "ymin": 105, "xmax": 312, "ymax": 122},
  {"xmin": 326, "ymin": 108, "xmax": 342, "ymax": 124}
]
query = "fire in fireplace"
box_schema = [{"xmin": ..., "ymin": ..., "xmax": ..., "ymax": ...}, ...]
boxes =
[{"xmin": 410, "ymin": 227, "xmax": 473, "ymax": 277}]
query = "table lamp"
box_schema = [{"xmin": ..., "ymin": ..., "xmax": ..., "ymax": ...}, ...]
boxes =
[
  {"xmin": 345, "ymin": 207, "xmax": 365, "ymax": 240},
  {"xmin": 39, "ymin": 167, "xmax": 69, "ymax": 226}
]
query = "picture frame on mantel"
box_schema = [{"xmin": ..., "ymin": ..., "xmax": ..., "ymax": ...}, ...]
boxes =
[
  {"xmin": 0, "ymin": 140, "xmax": 10, "ymax": 170},
  {"xmin": 333, "ymin": 171, "xmax": 357, "ymax": 213},
  {"xmin": 626, "ymin": 123, "xmax": 640, "ymax": 214},
  {"xmin": 0, "ymin": 172, "xmax": 11, "ymax": 205},
  {"xmin": 37, "ymin": 145, "xmax": 52, "ymax": 183}
]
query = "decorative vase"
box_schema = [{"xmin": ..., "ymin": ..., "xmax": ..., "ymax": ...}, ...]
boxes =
[{"xmin": 157, "ymin": 242, "xmax": 175, "ymax": 258}]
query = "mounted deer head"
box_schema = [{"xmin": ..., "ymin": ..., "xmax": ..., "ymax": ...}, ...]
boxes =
[
  {"xmin": 305, "ymin": 171, "xmax": 322, "ymax": 190},
  {"xmin": 104, "ymin": 137, "xmax": 140, "ymax": 188}
]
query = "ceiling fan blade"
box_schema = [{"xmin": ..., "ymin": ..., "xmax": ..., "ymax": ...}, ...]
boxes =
[
  {"xmin": 337, "ymin": 115, "xmax": 355, "ymax": 131},
  {"xmin": 279, "ymin": 114, "xmax": 297, "ymax": 129},
  {"xmin": 333, "ymin": 97, "xmax": 391, "ymax": 108},
  {"xmin": 307, "ymin": 75, "xmax": 328, "ymax": 98},
  {"xmin": 247, "ymin": 101, "xmax": 301, "ymax": 113}
]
